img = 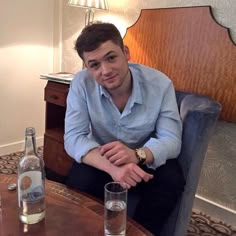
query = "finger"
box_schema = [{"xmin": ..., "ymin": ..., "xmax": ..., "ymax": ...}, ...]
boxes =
[
  {"xmin": 120, "ymin": 182, "xmax": 130, "ymax": 190},
  {"xmin": 99, "ymin": 142, "xmax": 116, "ymax": 155},
  {"xmin": 126, "ymin": 177, "xmax": 137, "ymax": 187},
  {"xmin": 133, "ymin": 165, "xmax": 153, "ymax": 182},
  {"xmin": 113, "ymin": 158, "xmax": 126, "ymax": 166},
  {"xmin": 123, "ymin": 183, "xmax": 131, "ymax": 189},
  {"xmin": 129, "ymin": 171, "xmax": 142, "ymax": 183},
  {"xmin": 143, "ymin": 173, "xmax": 154, "ymax": 182},
  {"xmin": 122, "ymin": 169, "xmax": 142, "ymax": 186},
  {"xmin": 103, "ymin": 149, "xmax": 118, "ymax": 160}
]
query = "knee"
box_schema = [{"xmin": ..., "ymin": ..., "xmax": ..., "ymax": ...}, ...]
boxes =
[
  {"xmin": 65, "ymin": 162, "xmax": 111, "ymax": 199},
  {"xmin": 148, "ymin": 160, "xmax": 185, "ymax": 197},
  {"xmin": 66, "ymin": 162, "xmax": 97, "ymax": 188}
]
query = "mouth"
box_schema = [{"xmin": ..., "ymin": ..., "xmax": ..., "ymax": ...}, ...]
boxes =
[{"xmin": 103, "ymin": 74, "xmax": 117, "ymax": 81}]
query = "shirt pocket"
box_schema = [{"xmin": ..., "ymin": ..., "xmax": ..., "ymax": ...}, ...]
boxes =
[{"xmin": 121, "ymin": 118, "xmax": 156, "ymax": 147}]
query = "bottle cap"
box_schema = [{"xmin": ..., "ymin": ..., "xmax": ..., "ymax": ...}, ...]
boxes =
[{"xmin": 8, "ymin": 183, "xmax": 17, "ymax": 191}]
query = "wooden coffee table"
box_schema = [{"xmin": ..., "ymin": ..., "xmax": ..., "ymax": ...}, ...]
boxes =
[{"xmin": 0, "ymin": 174, "xmax": 153, "ymax": 236}]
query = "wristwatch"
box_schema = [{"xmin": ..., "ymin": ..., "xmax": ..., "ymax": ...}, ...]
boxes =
[{"xmin": 135, "ymin": 148, "xmax": 147, "ymax": 164}]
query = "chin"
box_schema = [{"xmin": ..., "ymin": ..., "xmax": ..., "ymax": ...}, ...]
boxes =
[
  {"xmin": 105, "ymin": 85, "xmax": 117, "ymax": 90},
  {"xmin": 104, "ymin": 82, "xmax": 120, "ymax": 90}
]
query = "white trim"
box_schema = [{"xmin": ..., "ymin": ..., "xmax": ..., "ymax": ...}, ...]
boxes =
[
  {"xmin": 0, "ymin": 136, "xmax": 44, "ymax": 156},
  {"xmin": 194, "ymin": 194, "xmax": 236, "ymax": 228}
]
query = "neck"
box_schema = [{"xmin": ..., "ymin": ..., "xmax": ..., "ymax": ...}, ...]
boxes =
[{"xmin": 109, "ymin": 70, "xmax": 132, "ymax": 113}]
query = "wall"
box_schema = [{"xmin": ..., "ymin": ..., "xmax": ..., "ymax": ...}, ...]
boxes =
[
  {"xmin": 0, "ymin": 0, "xmax": 54, "ymax": 155},
  {"xmin": 61, "ymin": 0, "xmax": 236, "ymax": 72},
  {"xmin": 59, "ymin": 0, "xmax": 236, "ymax": 226},
  {"xmin": 196, "ymin": 121, "xmax": 236, "ymax": 227}
]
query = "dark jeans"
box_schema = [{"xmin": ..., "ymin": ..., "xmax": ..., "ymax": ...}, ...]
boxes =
[{"xmin": 66, "ymin": 159, "xmax": 185, "ymax": 235}]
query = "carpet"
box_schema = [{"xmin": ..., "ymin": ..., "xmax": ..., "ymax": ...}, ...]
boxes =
[{"xmin": 1, "ymin": 148, "xmax": 236, "ymax": 236}]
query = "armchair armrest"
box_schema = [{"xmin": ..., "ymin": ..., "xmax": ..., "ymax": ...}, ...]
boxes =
[
  {"xmin": 161, "ymin": 91, "xmax": 222, "ymax": 236},
  {"xmin": 178, "ymin": 93, "xmax": 222, "ymax": 179}
]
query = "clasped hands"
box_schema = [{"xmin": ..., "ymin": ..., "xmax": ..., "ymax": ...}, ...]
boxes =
[{"xmin": 99, "ymin": 141, "xmax": 153, "ymax": 188}]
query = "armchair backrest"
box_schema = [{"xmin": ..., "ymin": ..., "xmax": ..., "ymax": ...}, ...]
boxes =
[{"xmin": 161, "ymin": 90, "xmax": 222, "ymax": 236}]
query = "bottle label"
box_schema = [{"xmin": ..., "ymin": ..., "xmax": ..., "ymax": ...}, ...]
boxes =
[{"xmin": 18, "ymin": 171, "xmax": 44, "ymax": 207}]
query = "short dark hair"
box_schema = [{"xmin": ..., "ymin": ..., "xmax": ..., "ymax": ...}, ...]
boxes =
[{"xmin": 74, "ymin": 22, "xmax": 124, "ymax": 59}]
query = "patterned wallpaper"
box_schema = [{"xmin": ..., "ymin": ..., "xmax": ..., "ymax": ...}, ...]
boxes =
[
  {"xmin": 60, "ymin": 0, "xmax": 236, "ymax": 73},
  {"xmin": 58, "ymin": 0, "xmax": 236, "ymax": 212}
]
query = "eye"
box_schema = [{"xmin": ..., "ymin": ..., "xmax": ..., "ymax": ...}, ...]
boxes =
[
  {"xmin": 107, "ymin": 55, "xmax": 117, "ymax": 62},
  {"xmin": 89, "ymin": 62, "xmax": 100, "ymax": 69}
]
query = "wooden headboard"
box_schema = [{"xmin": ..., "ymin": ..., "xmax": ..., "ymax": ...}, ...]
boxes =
[{"xmin": 123, "ymin": 6, "xmax": 236, "ymax": 122}]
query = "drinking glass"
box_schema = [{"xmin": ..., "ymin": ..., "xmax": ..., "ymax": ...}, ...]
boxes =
[{"xmin": 104, "ymin": 182, "xmax": 128, "ymax": 236}]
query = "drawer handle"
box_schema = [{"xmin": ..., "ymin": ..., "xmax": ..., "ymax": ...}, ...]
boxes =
[{"xmin": 50, "ymin": 94, "xmax": 58, "ymax": 100}]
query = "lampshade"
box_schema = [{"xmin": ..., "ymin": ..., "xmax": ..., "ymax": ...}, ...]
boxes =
[{"xmin": 68, "ymin": 0, "xmax": 108, "ymax": 10}]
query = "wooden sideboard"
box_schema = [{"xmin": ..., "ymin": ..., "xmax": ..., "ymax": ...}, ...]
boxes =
[{"xmin": 43, "ymin": 81, "xmax": 73, "ymax": 181}]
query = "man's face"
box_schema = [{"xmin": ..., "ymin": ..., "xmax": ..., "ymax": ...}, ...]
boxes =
[{"xmin": 83, "ymin": 40, "xmax": 131, "ymax": 92}]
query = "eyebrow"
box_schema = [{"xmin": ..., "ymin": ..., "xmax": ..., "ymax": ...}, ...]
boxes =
[{"xmin": 87, "ymin": 51, "xmax": 116, "ymax": 65}]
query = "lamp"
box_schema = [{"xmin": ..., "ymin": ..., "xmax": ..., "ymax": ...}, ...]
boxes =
[{"xmin": 68, "ymin": 0, "xmax": 108, "ymax": 26}]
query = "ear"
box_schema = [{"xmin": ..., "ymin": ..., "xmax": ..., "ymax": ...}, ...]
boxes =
[
  {"xmin": 82, "ymin": 62, "xmax": 87, "ymax": 69},
  {"xmin": 123, "ymin": 45, "xmax": 130, "ymax": 61},
  {"xmin": 83, "ymin": 60, "xmax": 87, "ymax": 68}
]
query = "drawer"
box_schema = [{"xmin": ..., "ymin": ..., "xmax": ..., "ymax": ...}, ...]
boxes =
[
  {"xmin": 44, "ymin": 82, "xmax": 69, "ymax": 107},
  {"xmin": 43, "ymin": 135, "xmax": 73, "ymax": 176},
  {"xmin": 45, "ymin": 88, "xmax": 67, "ymax": 107}
]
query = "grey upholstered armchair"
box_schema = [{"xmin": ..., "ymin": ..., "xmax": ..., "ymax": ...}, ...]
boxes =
[
  {"xmin": 160, "ymin": 90, "xmax": 222, "ymax": 236},
  {"xmin": 127, "ymin": 90, "xmax": 221, "ymax": 236}
]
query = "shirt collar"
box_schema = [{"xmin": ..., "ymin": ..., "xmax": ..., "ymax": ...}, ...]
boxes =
[
  {"xmin": 130, "ymin": 66, "xmax": 143, "ymax": 105},
  {"xmin": 99, "ymin": 85, "xmax": 109, "ymax": 98}
]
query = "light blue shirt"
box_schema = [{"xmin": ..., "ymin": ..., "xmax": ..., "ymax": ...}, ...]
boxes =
[{"xmin": 64, "ymin": 63, "xmax": 182, "ymax": 169}]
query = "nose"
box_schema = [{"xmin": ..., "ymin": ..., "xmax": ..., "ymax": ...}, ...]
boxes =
[{"xmin": 100, "ymin": 62, "xmax": 112, "ymax": 76}]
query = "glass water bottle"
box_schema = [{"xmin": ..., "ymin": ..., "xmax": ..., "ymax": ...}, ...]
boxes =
[{"xmin": 17, "ymin": 127, "xmax": 45, "ymax": 224}]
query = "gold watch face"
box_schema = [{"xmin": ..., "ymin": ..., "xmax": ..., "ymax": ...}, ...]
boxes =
[{"xmin": 136, "ymin": 149, "xmax": 146, "ymax": 160}]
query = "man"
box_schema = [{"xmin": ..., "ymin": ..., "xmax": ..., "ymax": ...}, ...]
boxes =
[{"xmin": 64, "ymin": 22, "xmax": 185, "ymax": 235}]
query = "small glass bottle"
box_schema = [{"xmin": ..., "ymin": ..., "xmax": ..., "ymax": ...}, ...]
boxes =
[{"xmin": 17, "ymin": 127, "xmax": 45, "ymax": 224}]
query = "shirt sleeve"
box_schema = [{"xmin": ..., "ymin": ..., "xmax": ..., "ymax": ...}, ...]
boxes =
[
  {"xmin": 144, "ymin": 82, "xmax": 182, "ymax": 169},
  {"xmin": 64, "ymin": 77, "xmax": 100, "ymax": 163}
]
